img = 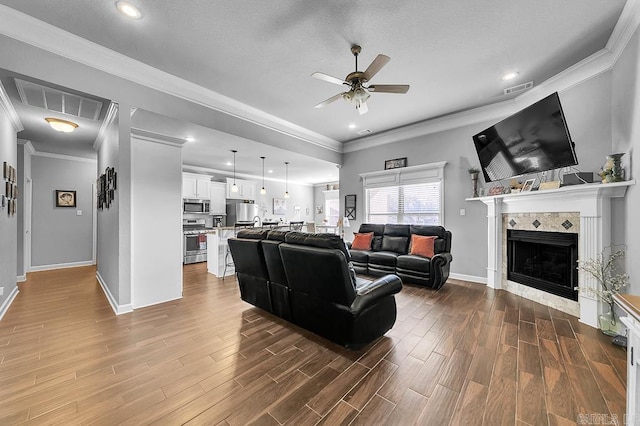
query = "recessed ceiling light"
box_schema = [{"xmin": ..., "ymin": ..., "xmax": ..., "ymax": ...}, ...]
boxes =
[
  {"xmin": 348, "ymin": 123, "xmax": 356, "ymax": 129},
  {"xmin": 185, "ymin": 137, "xmax": 195, "ymax": 142},
  {"xmin": 502, "ymin": 72, "xmax": 519, "ymax": 81},
  {"xmin": 268, "ymin": 169, "xmax": 274, "ymax": 174},
  {"xmin": 225, "ymin": 161, "xmax": 232, "ymax": 166},
  {"xmin": 45, "ymin": 117, "xmax": 78, "ymax": 133},
  {"xmin": 116, "ymin": 1, "xmax": 142, "ymax": 19}
]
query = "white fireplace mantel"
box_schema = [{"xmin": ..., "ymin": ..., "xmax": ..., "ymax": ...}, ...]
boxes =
[{"xmin": 470, "ymin": 180, "xmax": 635, "ymax": 327}]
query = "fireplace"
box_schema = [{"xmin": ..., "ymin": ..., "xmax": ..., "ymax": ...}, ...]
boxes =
[{"xmin": 507, "ymin": 230, "xmax": 578, "ymax": 301}]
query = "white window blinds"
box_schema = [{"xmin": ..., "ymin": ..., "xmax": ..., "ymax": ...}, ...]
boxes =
[{"xmin": 366, "ymin": 181, "xmax": 442, "ymax": 225}]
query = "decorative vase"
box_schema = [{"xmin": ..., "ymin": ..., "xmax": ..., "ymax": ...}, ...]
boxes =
[
  {"xmin": 598, "ymin": 308, "xmax": 618, "ymax": 336},
  {"xmin": 470, "ymin": 172, "xmax": 479, "ymax": 197},
  {"xmin": 606, "ymin": 153, "xmax": 625, "ymax": 182}
]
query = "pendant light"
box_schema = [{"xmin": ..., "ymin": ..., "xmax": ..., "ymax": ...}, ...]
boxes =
[
  {"xmin": 260, "ymin": 157, "xmax": 267, "ymax": 195},
  {"xmin": 231, "ymin": 150, "xmax": 238, "ymax": 192},
  {"xmin": 284, "ymin": 161, "xmax": 290, "ymax": 199}
]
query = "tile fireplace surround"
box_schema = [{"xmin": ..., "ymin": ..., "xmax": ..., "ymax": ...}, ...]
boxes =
[{"xmin": 475, "ymin": 180, "xmax": 634, "ymax": 328}]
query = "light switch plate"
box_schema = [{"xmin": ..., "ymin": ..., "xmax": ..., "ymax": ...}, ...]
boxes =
[
  {"xmin": 76, "ymin": 210, "xmax": 83, "ymax": 216},
  {"xmin": 460, "ymin": 209, "xmax": 466, "ymax": 216}
]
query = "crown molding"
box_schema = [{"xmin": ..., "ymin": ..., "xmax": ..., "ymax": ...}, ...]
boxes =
[
  {"xmin": 0, "ymin": 5, "xmax": 341, "ymax": 154},
  {"xmin": 0, "ymin": 80, "xmax": 24, "ymax": 132},
  {"xmin": 182, "ymin": 164, "xmax": 314, "ymax": 187},
  {"xmin": 32, "ymin": 150, "xmax": 97, "ymax": 163},
  {"xmin": 93, "ymin": 102, "xmax": 119, "ymax": 151},
  {"xmin": 17, "ymin": 139, "xmax": 35, "ymax": 155},
  {"xmin": 606, "ymin": 0, "xmax": 640, "ymax": 63},
  {"xmin": 131, "ymin": 128, "xmax": 187, "ymax": 148}
]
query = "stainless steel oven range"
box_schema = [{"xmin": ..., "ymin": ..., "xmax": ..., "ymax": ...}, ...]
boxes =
[{"xmin": 183, "ymin": 218, "xmax": 208, "ymax": 264}]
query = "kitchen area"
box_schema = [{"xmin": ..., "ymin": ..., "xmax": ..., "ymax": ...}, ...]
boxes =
[{"xmin": 182, "ymin": 171, "xmax": 323, "ymax": 278}]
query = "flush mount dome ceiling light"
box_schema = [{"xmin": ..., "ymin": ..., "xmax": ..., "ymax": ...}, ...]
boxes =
[
  {"xmin": 502, "ymin": 72, "xmax": 519, "ymax": 81},
  {"xmin": 116, "ymin": 1, "xmax": 142, "ymax": 19},
  {"xmin": 45, "ymin": 117, "xmax": 78, "ymax": 133}
]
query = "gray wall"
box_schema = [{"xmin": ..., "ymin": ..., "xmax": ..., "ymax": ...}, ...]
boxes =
[
  {"xmin": 341, "ymin": 72, "xmax": 615, "ymax": 280},
  {"xmin": 612, "ymin": 26, "xmax": 640, "ymax": 294},
  {"xmin": 0, "ymin": 104, "xmax": 17, "ymax": 311},
  {"xmin": 131, "ymin": 137, "xmax": 182, "ymax": 308},
  {"xmin": 31, "ymin": 154, "xmax": 96, "ymax": 268},
  {"xmin": 97, "ymin": 110, "xmax": 121, "ymax": 303}
]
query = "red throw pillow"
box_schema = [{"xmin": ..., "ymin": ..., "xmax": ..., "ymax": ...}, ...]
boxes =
[
  {"xmin": 409, "ymin": 235, "xmax": 436, "ymax": 258},
  {"xmin": 351, "ymin": 232, "xmax": 374, "ymax": 250}
]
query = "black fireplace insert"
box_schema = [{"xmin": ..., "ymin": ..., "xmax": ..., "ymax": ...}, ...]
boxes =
[{"xmin": 507, "ymin": 229, "xmax": 578, "ymax": 301}]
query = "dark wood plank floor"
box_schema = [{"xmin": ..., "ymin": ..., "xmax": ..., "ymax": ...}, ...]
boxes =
[{"xmin": 0, "ymin": 264, "xmax": 627, "ymax": 425}]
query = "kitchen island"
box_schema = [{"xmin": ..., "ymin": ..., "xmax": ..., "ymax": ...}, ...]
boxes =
[{"xmin": 206, "ymin": 228, "xmax": 237, "ymax": 278}]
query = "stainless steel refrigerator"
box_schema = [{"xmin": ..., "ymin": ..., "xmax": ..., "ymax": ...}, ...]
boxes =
[{"xmin": 226, "ymin": 202, "xmax": 259, "ymax": 225}]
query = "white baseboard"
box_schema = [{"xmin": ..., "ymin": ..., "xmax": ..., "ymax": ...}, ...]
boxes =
[
  {"xmin": 449, "ymin": 272, "xmax": 488, "ymax": 285},
  {"xmin": 96, "ymin": 271, "xmax": 133, "ymax": 315},
  {"xmin": 30, "ymin": 260, "xmax": 95, "ymax": 272},
  {"xmin": 16, "ymin": 275, "xmax": 26, "ymax": 282},
  {"xmin": 0, "ymin": 286, "xmax": 19, "ymax": 321}
]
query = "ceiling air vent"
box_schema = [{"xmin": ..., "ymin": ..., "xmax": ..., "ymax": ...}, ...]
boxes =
[
  {"xmin": 504, "ymin": 81, "xmax": 533, "ymax": 95},
  {"xmin": 15, "ymin": 79, "xmax": 103, "ymax": 120},
  {"xmin": 357, "ymin": 129, "xmax": 372, "ymax": 135}
]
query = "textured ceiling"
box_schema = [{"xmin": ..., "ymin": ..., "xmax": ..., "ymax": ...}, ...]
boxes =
[{"xmin": 0, "ymin": 0, "xmax": 626, "ymax": 144}]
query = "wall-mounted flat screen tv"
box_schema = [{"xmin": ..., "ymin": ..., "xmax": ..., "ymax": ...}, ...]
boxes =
[{"xmin": 472, "ymin": 92, "xmax": 577, "ymax": 182}]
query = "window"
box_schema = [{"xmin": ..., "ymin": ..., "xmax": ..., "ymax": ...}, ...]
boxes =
[
  {"xmin": 366, "ymin": 182, "xmax": 441, "ymax": 225},
  {"xmin": 325, "ymin": 198, "xmax": 339, "ymax": 225},
  {"xmin": 360, "ymin": 161, "xmax": 446, "ymax": 226},
  {"xmin": 323, "ymin": 189, "xmax": 339, "ymax": 225}
]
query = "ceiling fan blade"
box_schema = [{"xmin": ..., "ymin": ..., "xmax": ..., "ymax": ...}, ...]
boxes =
[
  {"xmin": 362, "ymin": 54, "xmax": 390, "ymax": 81},
  {"xmin": 314, "ymin": 93, "xmax": 345, "ymax": 109},
  {"xmin": 311, "ymin": 72, "xmax": 347, "ymax": 86},
  {"xmin": 356, "ymin": 101, "xmax": 368, "ymax": 115},
  {"xmin": 368, "ymin": 84, "xmax": 410, "ymax": 94}
]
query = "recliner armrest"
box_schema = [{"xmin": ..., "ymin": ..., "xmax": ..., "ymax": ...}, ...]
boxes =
[
  {"xmin": 432, "ymin": 252, "xmax": 452, "ymax": 265},
  {"xmin": 350, "ymin": 274, "xmax": 402, "ymax": 314}
]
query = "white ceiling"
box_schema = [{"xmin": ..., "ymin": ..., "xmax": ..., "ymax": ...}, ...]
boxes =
[{"xmin": 0, "ymin": 1, "xmax": 628, "ymax": 180}]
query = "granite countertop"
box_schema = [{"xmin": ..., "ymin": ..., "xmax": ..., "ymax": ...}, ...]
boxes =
[{"xmin": 614, "ymin": 293, "xmax": 640, "ymax": 322}]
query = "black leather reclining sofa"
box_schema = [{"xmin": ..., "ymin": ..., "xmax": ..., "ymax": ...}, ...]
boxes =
[
  {"xmin": 349, "ymin": 224, "xmax": 452, "ymax": 289},
  {"xmin": 228, "ymin": 230, "xmax": 403, "ymax": 349}
]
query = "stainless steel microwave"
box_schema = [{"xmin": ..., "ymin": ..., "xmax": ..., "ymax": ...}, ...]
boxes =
[{"xmin": 183, "ymin": 199, "xmax": 210, "ymax": 214}]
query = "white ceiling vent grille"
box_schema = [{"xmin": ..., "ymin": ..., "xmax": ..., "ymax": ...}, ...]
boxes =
[
  {"xmin": 503, "ymin": 81, "xmax": 534, "ymax": 95},
  {"xmin": 15, "ymin": 79, "xmax": 103, "ymax": 120},
  {"xmin": 357, "ymin": 129, "xmax": 372, "ymax": 135}
]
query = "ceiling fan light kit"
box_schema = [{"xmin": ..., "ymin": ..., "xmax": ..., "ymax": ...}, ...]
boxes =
[{"xmin": 312, "ymin": 45, "xmax": 409, "ymax": 115}]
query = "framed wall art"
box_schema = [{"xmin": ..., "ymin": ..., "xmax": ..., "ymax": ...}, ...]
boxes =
[
  {"xmin": 273, "ymin": 198, "xmax": 286, "ymax": 215},
  {"xmin": 384, "ymin": 157, "xmax": 407, "ymax": 170},
  {"xmin": 345, "ymin": 194, "xmax": 356, "ymax": 220},
  {"xmin": 56, "ymin": 190, "xmax": 77, "ymax": 207}
]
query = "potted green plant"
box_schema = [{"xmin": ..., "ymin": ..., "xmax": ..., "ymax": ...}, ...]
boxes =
[{"xmin": 575, "ymin": 247, "xmax": 629, "ymax": 336}]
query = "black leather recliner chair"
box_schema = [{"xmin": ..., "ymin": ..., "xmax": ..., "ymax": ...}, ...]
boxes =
[
  {"xmin": 279, "ymin": 232, "xmax": 402, "ymax": 349},
  {"xmin": 260, "ymin": 230, "xmax": 292, "ymax": 321},
  {"xmin": 227, "ymin": 229, "xmax": 271, "ymax": 311}
]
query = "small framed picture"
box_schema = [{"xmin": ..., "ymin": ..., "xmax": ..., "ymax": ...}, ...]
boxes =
[
  {"xmin": 56, "ymin": 190, "xmax": 77, "ymax": 207},
  {"xmin": 522, "ymin": 178, "xmax": 536, "ymax": 192},
  {"xmin": 384, "ymin": 157, "xmax": 407, "ymax": 170},
  {"xmin": 273, "ymin": 198, "xmax": 286, "ymax": 215},
  {"xmin": 5, "ymin": 182, "xmax": 11, "ymax": 198},
  {"xmin": 3, "ymin": 162, "xmax": 8, "ymax": 179}
]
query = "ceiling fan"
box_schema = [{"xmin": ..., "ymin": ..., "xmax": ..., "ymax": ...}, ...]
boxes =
[{"xmin": 312, "ymin": 45, "xmax": 410, "ymax": 115}]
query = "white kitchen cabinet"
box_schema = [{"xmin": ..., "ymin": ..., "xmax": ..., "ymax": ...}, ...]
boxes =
[
  {"xmin": 209, "ymin": 182, "xmax": 226, "ymax": 215},
  {"xmin": 226, "ymin": 178, "xmax": 257, "ymax": 200},
  {"xmin": 183, "ymin": 173, "xmax": 211, "ymax": 199},
  {"xmin": 615, "ymin": 294, "xmax": 640, "ymax": 425}
]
